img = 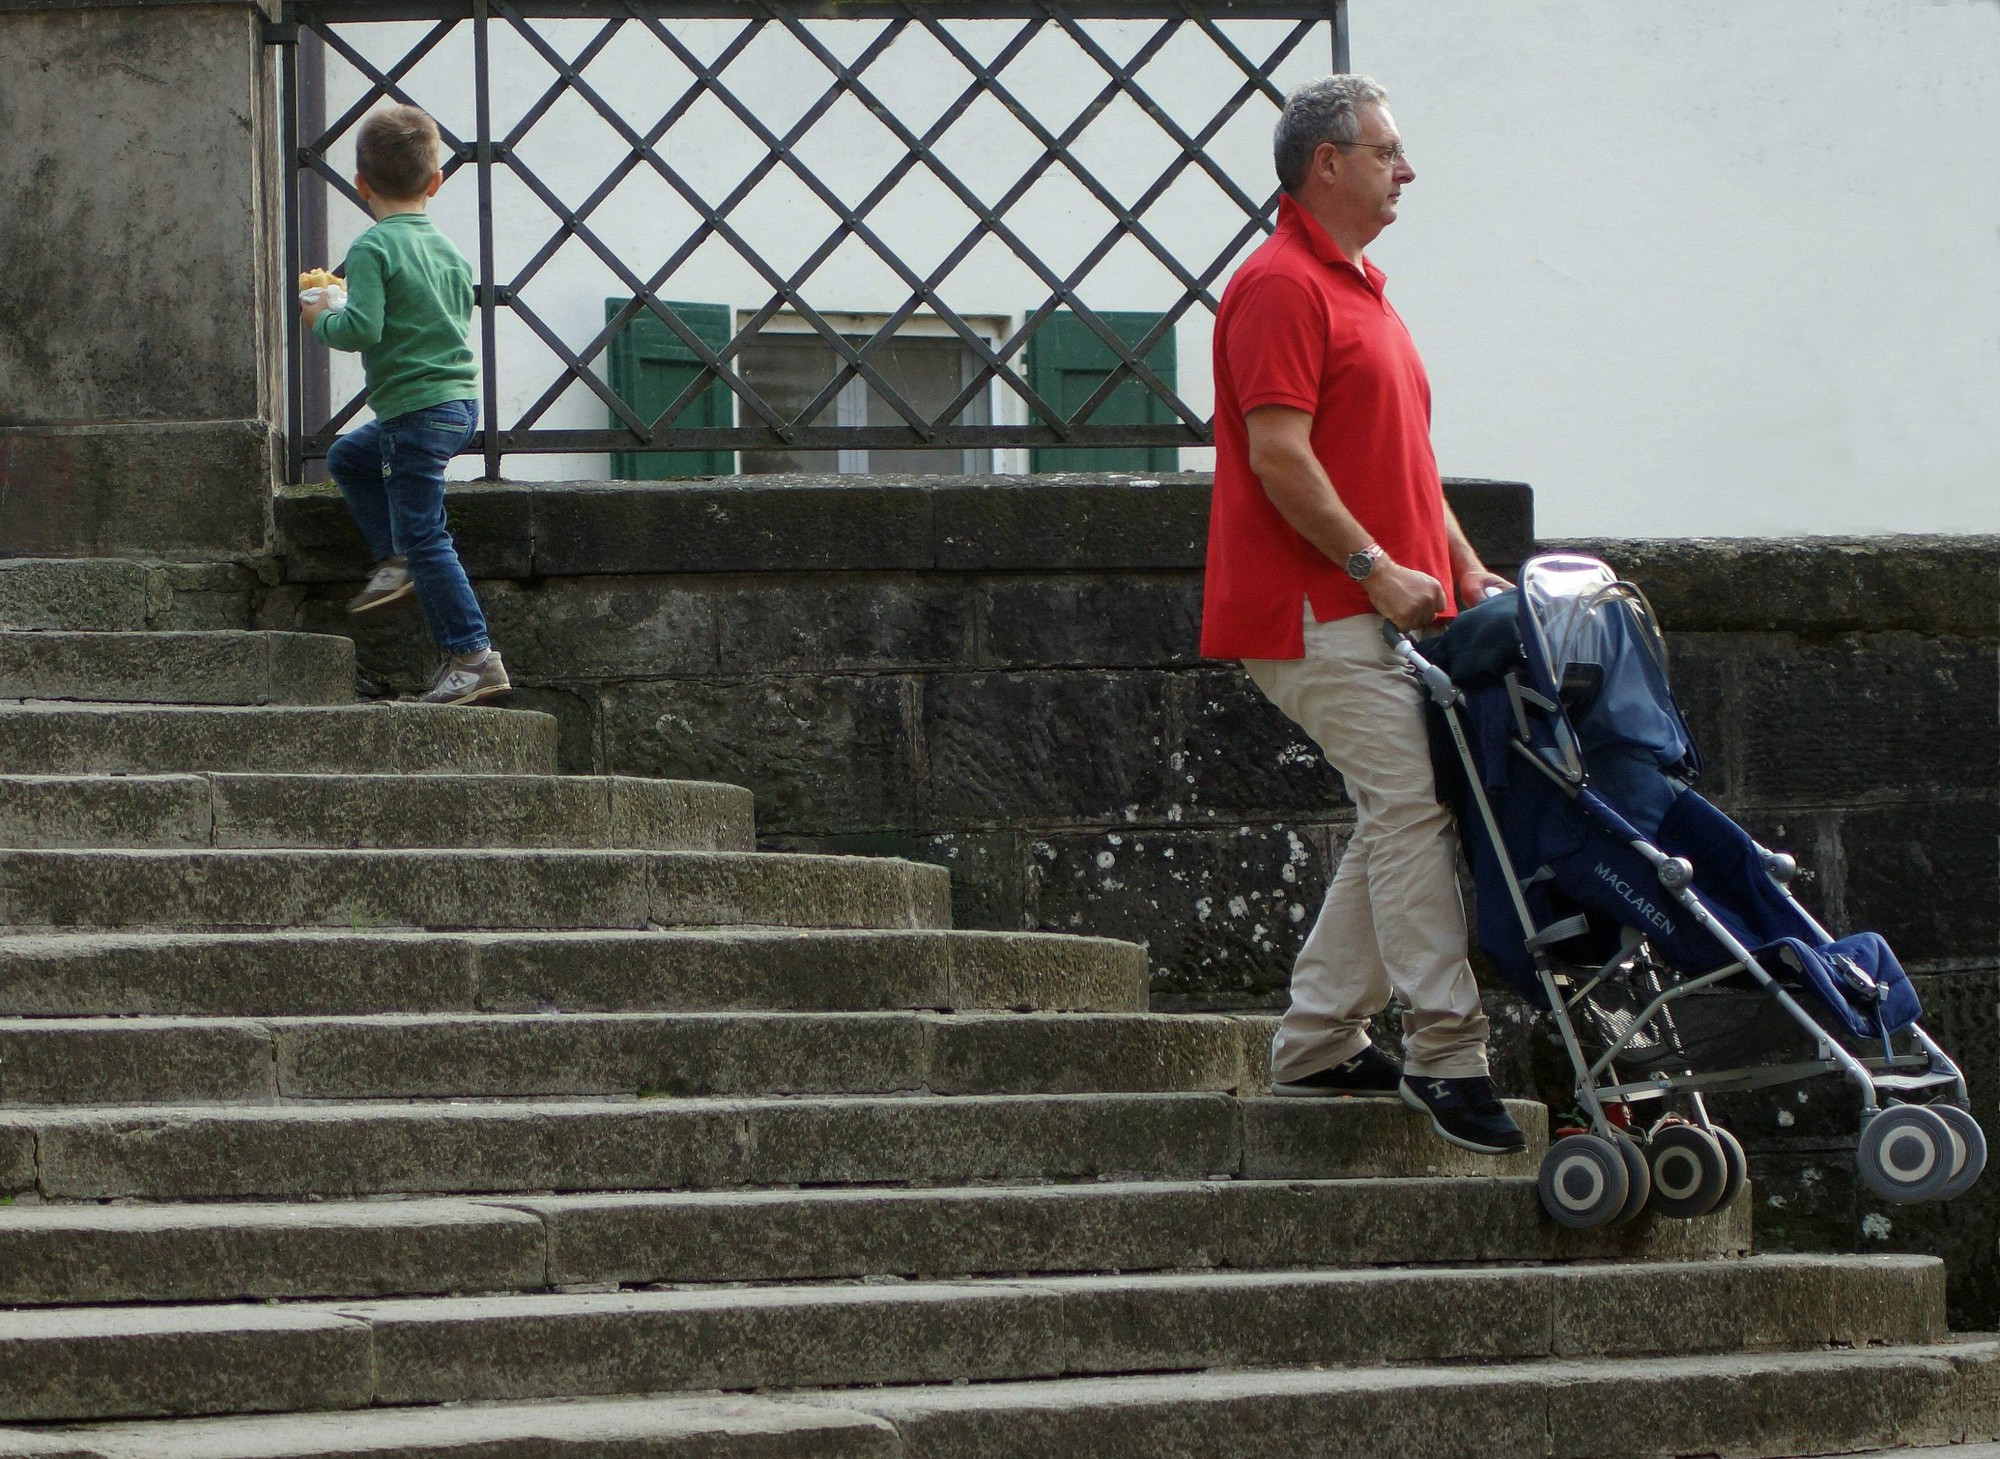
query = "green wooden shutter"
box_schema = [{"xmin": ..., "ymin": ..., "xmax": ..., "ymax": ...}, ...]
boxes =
[
  {"xmin": 605, "ymin": 300, "xmax": 734, "ymax": 479},
  {"xmin": 1026, "ymin": 310, "xmax": 1178, "ymax": 472}
]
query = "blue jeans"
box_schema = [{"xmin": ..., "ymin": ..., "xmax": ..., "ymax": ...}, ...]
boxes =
[{"xmin": 326, "ymin": 399, "xmax": 490, "ymax": 656}]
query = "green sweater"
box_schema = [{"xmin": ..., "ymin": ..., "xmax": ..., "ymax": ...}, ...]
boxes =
[{"xmin": 313, "ymin": 212, "xmax": 477, "ymax": 422}]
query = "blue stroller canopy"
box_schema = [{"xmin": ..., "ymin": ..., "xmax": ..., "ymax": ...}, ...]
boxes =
[{"xmin": 1425, "ymin": 555, "xmax": 1919, "ymax": 1045}]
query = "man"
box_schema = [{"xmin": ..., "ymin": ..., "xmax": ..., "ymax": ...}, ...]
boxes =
[{"xmin": 1201, "ymin": 74, "xmax": 1523, "ymax": 1155}]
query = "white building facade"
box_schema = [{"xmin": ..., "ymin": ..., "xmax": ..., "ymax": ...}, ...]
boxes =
[{"xmin": 312, "ymin": 0, "xmax": 2000, "ymax": 538}]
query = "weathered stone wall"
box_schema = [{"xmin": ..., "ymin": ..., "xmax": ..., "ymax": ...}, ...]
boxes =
[
  {"xmin": 273, "ymin": 475, "xmax": 1999, "ymax": 1322},
  {"xmin": 0, "ymin": 0, "xmax": 283, "ymax": 560},
  {"xmin": 273, "ymin": 474, "xmax": 1534, "ymax": 1016}
]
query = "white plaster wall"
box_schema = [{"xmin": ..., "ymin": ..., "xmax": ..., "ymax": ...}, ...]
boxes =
[
  {"xmin": 1362, "ymin": 0, "xmax": 2000, "ymax": 537},
  {"xmin": 311, "ymin": 2, "xmax": 2000, "ymax": 537}
]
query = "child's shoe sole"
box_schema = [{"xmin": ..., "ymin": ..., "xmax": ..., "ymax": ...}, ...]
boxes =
[{"xmin": 347, "ymin": 581, "xmax": 414, "ymax": 614}]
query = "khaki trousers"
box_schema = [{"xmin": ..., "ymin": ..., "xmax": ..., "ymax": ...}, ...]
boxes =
[{"xmin": 1244, "ymin": 611, "xmax": 1492, "ymax": 1080}]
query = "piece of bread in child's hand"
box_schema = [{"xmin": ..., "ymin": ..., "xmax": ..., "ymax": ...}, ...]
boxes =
[{"xmin": 299, "ymin": 268, "xmax": 339, "ymax": 291}]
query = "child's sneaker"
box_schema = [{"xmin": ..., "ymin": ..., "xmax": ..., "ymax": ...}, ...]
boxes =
[
  {"xmin": 347, "ymin": 556, "xmax": 413, "ymax": 614},
  {"xmin": 416, "ymin": 649, "xmax": 510, "ymax": 706}
]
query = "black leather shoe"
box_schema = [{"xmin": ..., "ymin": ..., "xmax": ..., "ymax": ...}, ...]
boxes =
[
  {"xmin": 1271, "ymin": 1044, "xmax": 1403, "ymax": 1097},
  {"xmin": 1398, "ymin": 1074, "xmax": 1527, "ymax": 1154}
]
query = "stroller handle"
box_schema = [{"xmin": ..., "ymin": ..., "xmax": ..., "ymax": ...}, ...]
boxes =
[{"xmin": 1381, "ymin": 620, "xmax": 1458, "ymax": 706}]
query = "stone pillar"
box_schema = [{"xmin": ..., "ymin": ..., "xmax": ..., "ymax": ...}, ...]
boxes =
[{"xmin": 0, "ymin": 0, "xmax": 284, "ymax": 561}]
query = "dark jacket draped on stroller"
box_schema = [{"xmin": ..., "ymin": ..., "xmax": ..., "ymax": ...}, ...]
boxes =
[{"xmin": 1395, "ymin": 553, "xmax": 1977, "ymax": 1228}]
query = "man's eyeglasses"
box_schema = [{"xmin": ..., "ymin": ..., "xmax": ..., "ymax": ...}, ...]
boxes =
[{"xmin": 1338, "ymin": 139, "xmax": 1407, "ymax": 165}]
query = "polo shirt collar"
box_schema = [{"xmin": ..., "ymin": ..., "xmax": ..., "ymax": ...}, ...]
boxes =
[{"xmin": 1276, "ymin": 193, "xmax": 1385, "ymax": 291}]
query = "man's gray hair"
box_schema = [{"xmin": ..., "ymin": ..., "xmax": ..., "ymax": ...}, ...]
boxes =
[{"xmin": 1273, "ymin": 74, "xmax": 1389, "ymax": 193}]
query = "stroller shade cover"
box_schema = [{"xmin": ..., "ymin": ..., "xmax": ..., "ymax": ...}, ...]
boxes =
[{"xmin": 1424, "ymin": 555, "xmax": 1919, "ymax": 1044}]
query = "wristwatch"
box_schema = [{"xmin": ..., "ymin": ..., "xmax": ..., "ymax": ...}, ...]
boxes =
[{"xmin": 1344, "ymin": 544, "xmax": 1385, "ymax": 581}]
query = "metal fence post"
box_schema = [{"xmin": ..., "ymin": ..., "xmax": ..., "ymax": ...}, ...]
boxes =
[{"xmin": 473, "ymin": 0, "xmax": 502, "ymax": 480}]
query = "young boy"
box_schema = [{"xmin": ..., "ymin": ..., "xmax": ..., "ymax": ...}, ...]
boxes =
[{"xmin": 301, "ymin": 104, "xmax": 509, "ymax": 706}]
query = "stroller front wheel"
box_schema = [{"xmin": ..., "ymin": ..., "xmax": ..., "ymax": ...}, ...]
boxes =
[
  {"xmin": 1538, "ymin": 1134, "xmax": 1632, "ymax": 1230},
  {"xmin": 1644, "ymin": 1125, "xmax": 1730, "ymax": 1219},
  {"xmin": 1857, "ymin": 1105, "xmax": 1957, "ymax": 1204},
  {"xmin": 1711, "ymin": 1124, "xmax": 1749, "ymax": 1211},
  {"xmin": 1933, "ymin": 1105, "xmax": 1987, "ymax": 1202}
]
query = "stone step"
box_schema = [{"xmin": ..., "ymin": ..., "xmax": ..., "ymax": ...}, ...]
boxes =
[
  {"xmin": 0, "ymin": 559, "xmax": 152, "ymax": 632},
  {"xmin": 0, "ymin": 1011, "xmax": 1253, "ymax": 1105},
  {"xmin": 7, "ymin": 1340, "xmax": 1995, "ymax": 1459},
  {"xmin": 0, "ymin": 928, "xmax": 1149, "ymax": 1017},
  {"xmin": 0, "ymin": 1256, "xmax": 1944, "ymax": 1424},
  {"xmin": 0, "ymin": 703, "xmax": 557, "ymax": 775},
  {"xmin": 0, "ymin": 1178, "xmax": 1750, "ymax": 1307},
  {"xmin": 0, "ymin": 1095, "xmax": 1547, "ymax": 1202},
  {"xmin": 0, "ymin": 632, "xmax": 353, "ymax": 706},
  {"xmin": 0, "ymin": 848, "xmax": 950, "ymax": 932},
  {"xmin": 0, "ymin": 773, "xmax": 755, "ymax": 851}
]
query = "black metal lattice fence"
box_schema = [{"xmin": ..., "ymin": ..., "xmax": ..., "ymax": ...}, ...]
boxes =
[{"xmin": 277, "ymin": 0, "xmax": 1348, "ymax": 478}]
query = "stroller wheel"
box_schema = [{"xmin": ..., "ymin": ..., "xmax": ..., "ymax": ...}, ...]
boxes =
[
  {"xmin": 1857, "ymin": 1105, "xmax": 1956, "ymax": 1204},
  {"xmin": 1645, "ymin": 1125, "xmax": 1730, "ymax": 1219},
  {"xmin": 1611, "ymin": 1131, "xmax": 1651, "ymax": 1224},
  {"xmin": 1538, "ymin": 1134, "xmax": 1631, "ymax": 1230},
  {"xmin": 1710, "ymin": 1125, "xmax": 1749, "ymax": 1211},
  {"xmin": 1933, "ymin": 1105, "xmax": 1987, "ymax": 1201}
]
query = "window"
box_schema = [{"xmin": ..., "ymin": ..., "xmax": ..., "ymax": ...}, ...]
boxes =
[
  {"xmin": 738, "ymin": 324, "xmax": 992, "ymax": 476},
  {"xmin": 606, "ymin": 302, "xmax": 997, "ymax": 477}
]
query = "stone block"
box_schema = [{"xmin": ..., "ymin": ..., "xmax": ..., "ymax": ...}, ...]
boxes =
[
  {"xmin": 208, "ymin": 773, "xmax": 734, "ymax": 852},
  {"xmin": 518, "ymin": 1183, "xmax": 1229, "ymax": 1288},
  {"xmin": 940, "ymin": 930, "xmax": 1149, "ymax": 1013},
  {"xmin": 1555, "ymin": 535, "xmax": 2000, "ymax": 637},
  {"xmin": 0, "ymin": 632, "xmax": 351, "ymax": 707},
  {"xmin": 0, "ymin": 3, "xmax": 276, "ymax": 426},
  {"xmin": 601, "ymin": 675, "xmax": 917, "ymax": 836},
  {"xmin": 483, "ymin": 577, "xmax": 718, "ymax": 680},
  {"xmin": 1839, "ymin": 799, "xmax": 2000, "ymax": 963},
  {"xmin": 855, "ymin": 1364, "xmax": 1550, "ymax": 1459},
  {"xmin": 1023, "ymin": 822, "xmax": 1339, "ymax": 1011},
  {"xmin": 738, "ymin": 1092, "xmax": 1241, "ymax": 1186},
  {"xmin": 0, "ymin": 703, "xmax": 558, "ymax": 776},
  {"xmin": 0, "ymin": 1017, "xmax": 274, "ymax": 1105},
  {"xmin": 9, "ymin": 1396, "xmax": 902, "ymax": 1459},
  {"xmin": 931, "ymin": 477, "xmax": 1210, "ymax": 571},
  {"xmin": 905, "ymin": 830, "xmax": 1029, "ymax": 932},
  {"xmin": 717, "ymin": 577, "xmax": 975, "ymax": 672},
  {"xmin": 923, "ymin": 671, "xmax": 1171, "ymax": 825},
  {"xmin": 276, "ymin": 482, "xmax": 535, "ymax": 582},
  {"xmin": 646, "ymin": 851, "xmax": 950, "ymax": 930},
  {"xmin": 270, "ymin": 1013, "xmax": 928, "ymax": 1101},
  {"xmin": 1171, "ymin": 666, "xmax": 1346, "ymax": 821},
  {"xmin": 1444, "ymin": 479, "xmax": 1536, "ymax": 571},
  {"xmin": 0, "ymin": 931, "xmax": 481, "ymax": 1018},
  {"xmin": 357, "ymin": 1284, "xmax": 1064, "ymax": 1405},
  {"xmin": 531, "ymin": 480, "xmax": 935, "ymax": 575},
  {"xmin": 0, "ymin": 775, "xmax": 212, "ymax": 850},
  {"xmin": 467, "ymin": 928, "xmax": 955, "ymax": 1015},
  {"xmin": 978, "ymin": 576, "xmax": 1204, "ymax": 670},
  {"xmin": 1058, "ymin": 1267, "xmax": 1548, "ymax": 1374},
  {"xmin": 1239, "ymin": 1096, "xmax": 1546, "ymax": 1178},
  {"xmin": 0, "ymin": 560, "xmax": 150, "ymax": 632},
  {"xmin": 0, "ymin": 849, "xmax": 653, "ymax": 932},
  {"xmin": 923, "ymin": 1013, "xmax": 1245, "ymax": 1095},
  {"xmin": 0, "ymin": 424, "xmax": 273, "ymax": 561},
  {"xmin": 30, "ymin": 1101, "xmax": 752, "ymax": 1201},
  {"xmin": 0, "ymin": 1200, "xmax": 547, "ymax": 1305},
  {"xmin": 0, "ymin": 1307, "xmax": 371, "ymax": 1423},
  {"xmin": 1734, "ymin": 634, "xmax": 1997, "ymax": 805}
]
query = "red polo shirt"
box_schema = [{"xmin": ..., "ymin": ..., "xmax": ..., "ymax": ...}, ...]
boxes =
[{"xmin": 1200, "ymin": 193, "xmax": 1455, "ymax": 660}]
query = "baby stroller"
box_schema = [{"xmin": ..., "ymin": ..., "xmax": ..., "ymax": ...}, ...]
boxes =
[{"xmin": 1389, "ymin": 552, "xmax": 1981, "ymax": 1230}]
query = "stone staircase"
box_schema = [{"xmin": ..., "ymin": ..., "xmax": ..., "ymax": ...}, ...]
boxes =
[{"xmin": 0, "ymin": 556, "xmax": 1993, "ymax": 1459}]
